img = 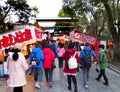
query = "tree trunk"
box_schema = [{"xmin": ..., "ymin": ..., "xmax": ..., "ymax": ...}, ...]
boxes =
[{"xmin": 102, "ymin": 1, "xmax": 120, "ymax": 58}]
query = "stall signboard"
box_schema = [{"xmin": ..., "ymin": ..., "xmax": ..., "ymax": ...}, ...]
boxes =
[
  {"xmin": 70, "ymin": 31, "xmax": 100, "ymax": 62},
  {"xmin": 0, "ymin": 26, "xmax": 42, "ymax": 50},
  {"xmin": 73, "ymin": 32, "xmax": 97, "ymax": 46}
]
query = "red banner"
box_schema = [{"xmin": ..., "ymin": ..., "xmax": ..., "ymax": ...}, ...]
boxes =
[
  {"xmin": 0, "ymin": 27, "xmax": 42, "ymax": 49},
  {"xmin": 71, "ymin": 31, "xmax": 100, "ymax": 62},
  {"xmin": 73, "ymin": 32, "xmax": 97, "ymax": 46}
]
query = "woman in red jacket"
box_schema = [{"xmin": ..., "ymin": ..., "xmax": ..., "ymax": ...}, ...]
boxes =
[
  {"xmin": 62, "ymin": 41, "xmax": 80, "ymax": 92},
  {"xmin": 42, "ymin": 40, "xmax": 55, "ymax": 88}
]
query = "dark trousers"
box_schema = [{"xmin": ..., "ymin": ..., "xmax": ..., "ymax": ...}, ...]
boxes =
[
  {"xmin": 13, "ymin": 86, "xmax": 23, "ymax": 92},
  {"xmin": 58, "ymin": 57, "xmax": 64, "ymax": 68},
  {"xmin": 98, "ymin": 69, "xmax": 108, "ymax": 82},
  {"xmin": 67, "ymin": 75, "xmax": 77, "ymax": 91},
  {"xmin": 44, "ymin": 68, "xmax": 53, "ymax": 82}
]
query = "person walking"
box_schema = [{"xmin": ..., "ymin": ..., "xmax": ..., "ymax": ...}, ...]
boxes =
[
  {"xmin": 80, "ymin": 43, "xmax": 97, "ymax": 88},
  {"xmin": 30, "ymin": 42, "xmax": 44, "ymax": 88},
  {"xmin": 95, "ymin": 44, "xmax": 109, "ymax": 86},
  {"xmin": 49, "ymin": 39, "xmax": 58, "ymax": 58},
  {"xmin": 57, "ymin": 42, "xmax": 65, "ymax": 70},
  {"xmin": 6, "ymin": 44, "xmax": 28, "ymax": 92},
  {"xmin": 62, "ymin": 42, "xmax": 80, "ymax": 92},
  {"xmin": 42, "ymin": 40, "xmax": 55, "ymax": 88}
]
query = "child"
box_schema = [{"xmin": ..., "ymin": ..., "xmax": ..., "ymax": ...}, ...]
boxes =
[{"xmin": 96, "ymin": 44, "xmax": 109, "ymax": 86}]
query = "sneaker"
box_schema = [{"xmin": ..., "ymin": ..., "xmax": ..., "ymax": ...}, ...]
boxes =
[
  {"xmin": 59, "ymin": 68, "xmax": 63, "ymax": 70},
  {"xmin": 95, "ymin": 78, "xmax": 100, "ymax": 81},
  {"xmin": 103, "ymin": 82, "xmax": 108, "ymax": 86},
  {"xmin": 84, "ymin": 85, "xmax": 88, "ymax": 89},
  {"xmin": 35, "ymin": 83, "xmax": 41, "ymax": 88},
  {"xmin": 67, "ymin": 86, "xmax": 71, "ymax": 91},
  {"xmin": 48, "ymin": 82, "xmax": 52, "ymax": 87},
  {"xmin": 87, "ymin": 81, "xmax": 89, "ymax": 84}
]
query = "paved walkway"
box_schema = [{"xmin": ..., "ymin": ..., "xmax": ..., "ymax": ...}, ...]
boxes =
[{"xmin": 0, "ymin": 58, "xmax": 120, "ymax": 92}]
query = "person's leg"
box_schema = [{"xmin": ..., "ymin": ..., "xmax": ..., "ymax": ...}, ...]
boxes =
[
  {"xmin": 48, "ymin": 68, "xmax": 53, "ymax": 87},
  {"xmin": 83, "ymin": 67, "xmax": 87, "ymax": 87},
  {"xmin": 44, "ymin": 69, "xmax": 49, "ymax": 82},
  {"xmin": 13, "ymin": 86, "xmax": 23, "ymax": 92},
  {"xmin": 33, "ymin": 68, "xmax": 37, "ymax": 82},
  {"xmin": 35, "ymin": 68, "xmax": 43, "ymax": 88},
  {"xmin": 96, "ymin": 69, "xmax": 103, "ymax": 81},
  {"xmin": 102, "ymin": 69, "xmax": 108, "ymax": 86},
  {"xmin": 72, "ymin": 75, "xmax": 78, "ymax": 92},
  {"xmin": 58, "ymin": 57, "xmax": 61, "ymax": 68},
  {"xmin": 60, "ymin": 57, "xmax": 64, "ymax": 68},
  {"xmin": 48, "ymin": 68, "xmax": 53, "ymax": 82},
  {"xmin": 67, "ymin": 75, "xmax": 72, "ymax": 90},
  {"xmin": 37, "ymin": 68, "xmax": 43, "ymax": 82},
  {"xmin": 86, "ymin": 67, "xmax": 90, "ymax": 83}
]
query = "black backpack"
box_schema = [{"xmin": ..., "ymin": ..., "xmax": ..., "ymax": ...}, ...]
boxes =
[{"xmin": 83, "ymin": 50, "xmax": 92, "ymax": 68}]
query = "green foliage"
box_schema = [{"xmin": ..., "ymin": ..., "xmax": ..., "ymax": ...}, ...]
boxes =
[
  {"xmin": 0, "ymin": 0, "xmax": 37, "ymax": 33},
  {"xmin": 62, "ymin": 0, "xmax": 120, "ymax": 58},
  {"xmin": 6, "ymin": 0, "xmax": 32, "ymax": 23},
  {"xmin": 58, "ymin": 10, "xmax": 70, "ymax": 17},
  {"xmin": 54, "ymin": 9, "xmax": 74, "ymax": 35},
  {"xmin": 54, "ymin": 22, "xmax": 73, "ymax": 35}
]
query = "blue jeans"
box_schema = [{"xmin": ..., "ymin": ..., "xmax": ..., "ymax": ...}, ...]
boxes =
[
  {"xmin": 82, "ymin": 63, "xmax": 90, "ymax": 86},
  {"xmin": 33, "ymin": 68, "xmax": 43, "ymax": 82}
]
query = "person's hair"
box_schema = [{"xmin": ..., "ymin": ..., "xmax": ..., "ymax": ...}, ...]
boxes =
[
  {"xmin": 41, "ymin": 40, "xmax": 50, "ymax": 49},
  {"xmin": 35, "ymin": 42, "xmax": 42, "ymax": 48},
  {"xmin": 99, "ymin": 44, "xmax": 105, "ymax": 49},
  {"xmin": 68, "ymin": 42, "xmax": 74, "ymax": 49},
  {"xmin": 12, "ymin": 48, "xmax": 20, "ymax": 61},
  {"xmin": 12, "ymin": 52, "xmax": 18, "ymax": 61},
  {"xmin": 85, "ymin": 43, "xmax": 89, "ymax": 46},
  {"xmin": 5, "ymin": 48, "xmax": 10, "ymax": 55},
  {"xmin": 59, "ymin": 42, "xmax": 64, "ymax": 48}
]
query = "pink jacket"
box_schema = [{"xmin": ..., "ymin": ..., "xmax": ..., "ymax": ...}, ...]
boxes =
[
  {"xmin": 7, "ymin": 52, "xmax": 28, "ymax": 87},
  {"xmin": 58, "ymin": 47, "xmax": 65, "ymax": 57},
  {"xmin": 43, "ymin": 48, "xmax": 55, "ymax": 69}
]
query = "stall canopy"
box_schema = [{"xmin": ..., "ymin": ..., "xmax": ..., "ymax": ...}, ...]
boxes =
[{"xmin": 0, "ymin": 26, "xmax": 43, "ymax": 50}]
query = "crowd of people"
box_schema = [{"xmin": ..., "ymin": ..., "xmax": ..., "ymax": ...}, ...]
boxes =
[{"xmin": 3, "ymin": 38, "xmax": 109, "ymax": 92}]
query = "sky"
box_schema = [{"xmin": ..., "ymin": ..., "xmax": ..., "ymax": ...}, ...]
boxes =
[
  {"xmin": 0, "ymin": 0, "xmax": 63, "ymax": 32},
  {"xmin": 27, "ymin": 0, "xmax": 63, "ymax": 27},
  {"xmin": 0, "ymin": 0, "xmax": 63, "ymax": 26}
]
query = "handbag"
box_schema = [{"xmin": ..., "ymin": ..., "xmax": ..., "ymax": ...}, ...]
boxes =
[
  {"xmin": 31, "ymin": 55, "xmax": 40, "ymax": 65},
  {"xmin": 51, "ymin": 62, "xmax": 56, "ymax": 69}
]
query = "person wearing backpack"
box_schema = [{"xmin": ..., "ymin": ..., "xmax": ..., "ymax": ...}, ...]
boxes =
[
  {"xmin": 95, "ymin": 44, "xmax": 109, "ymax": 86},
  {"xmin": 80, "ymin": 43, "xmax": 97, "ymax": 88},
  {"xmin": 62, "ymin": 41, "xmax": 80, "ymax": 92},
  {"xmin": 30, "ymin": 42, "xmax": 44, "ymax": 89}
]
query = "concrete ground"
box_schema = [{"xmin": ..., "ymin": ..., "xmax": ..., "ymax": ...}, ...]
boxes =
[{"xmin": 0, "ymin": 58, "xmax": 120, "ymax": 92}]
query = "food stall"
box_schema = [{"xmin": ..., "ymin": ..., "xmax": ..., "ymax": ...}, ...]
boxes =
[{"xmin": 0, "ymin": 25, "xmax": 43, "ymax": 77}]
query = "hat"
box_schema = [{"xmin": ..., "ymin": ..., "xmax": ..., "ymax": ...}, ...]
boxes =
[
  {"xmin": 14, "ymin": 43, "xmax": 22, "ymax": 50},
  {"xmin": 99, "ymin": 44, "xmax": 104, "ymax": 49}
]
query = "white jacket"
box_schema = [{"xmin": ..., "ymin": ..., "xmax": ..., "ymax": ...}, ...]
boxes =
[{"xmin": 7, "ymin": 52, "xmax": 28, "ymax": 87}]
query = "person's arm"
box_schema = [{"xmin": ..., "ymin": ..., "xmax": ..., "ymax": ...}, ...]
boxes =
[
  {"xmin": 51, "ymin": 50, "xmax": 55, "ymax": 62},
  {"xmin": 21, "ymin": 53, "xmax": 28, "ymax": 71},
  {"xmin": 79, "ymin": 51, "xmax": 83, "ymax": 60},
  {"xmin": 75, "ymin": 52, "xmax": 80, "ymax": 63},
  {"xmin": 39, "ymin": 50, "xmax": 44, "ymax": 61},
  {"xmin": 91, "ymin": 50, "xmax": 97, "ymax": 58}
]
